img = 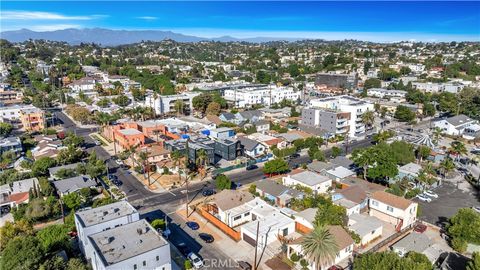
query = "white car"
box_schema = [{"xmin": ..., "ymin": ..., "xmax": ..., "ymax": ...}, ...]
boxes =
[
  {"xmin": 416, "ymin": 194, "xmax": 432, "ymax": 203},
  {"xmin": 115, "ymin": 159, "xmax": 123, "ymax": 166},
  {"xmin": 472, "ymin": 206, "xmax": 480, "ymax": 214},
  {"xmin": 188, "ymin": 252, "xmax": 204, "ymax": 269},
  {"xmin": 423, "ymin": 190, "xmax": 439, "ymax": 198}
]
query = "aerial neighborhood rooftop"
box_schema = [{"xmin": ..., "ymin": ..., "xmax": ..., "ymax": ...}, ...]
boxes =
[{"xmin": 0, "ymin": 4, "xmax": 479, "ymax": 269}]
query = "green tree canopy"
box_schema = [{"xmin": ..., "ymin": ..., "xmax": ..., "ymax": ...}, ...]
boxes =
[
  {"xmin": 215, "ymin": 174, "xmax": 232, "ymax": 190},
  {"xmin": 36, "ymin": 224, "xmax": 71, "ymax": 252},
  {"xmin": 394, "ymin": 105, "xmax": 416, "ymax": 122},
  {"xmin": 263, "ymin": 158, "xmax": 289, "ymax": 175},
  {"xmin": 1, "ymin": 235, "xmax": 45, "ymax": 270}
]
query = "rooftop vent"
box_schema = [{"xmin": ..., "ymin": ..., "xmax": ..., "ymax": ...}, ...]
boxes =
[
  {"xmin": 103, "ymin": 211, "xmax": 108, "ymax": 216},
  {"xmin": 137, "ymin": 228, "xmax": 143, "ymax": 235}
]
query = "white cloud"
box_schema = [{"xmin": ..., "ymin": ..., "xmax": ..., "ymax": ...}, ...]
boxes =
[
  {"xmin": 1, "ymin": 10, "xmax": 102, "ymax": 20},
  {"xmin": 136, "ymin": 16, "xmax": 158, "ymax": 21},
  {"xmin": 29, "ymin": 24, "xmax": 82, "ymax": 31}
]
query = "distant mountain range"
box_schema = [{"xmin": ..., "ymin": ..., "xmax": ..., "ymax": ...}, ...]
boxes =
[{"xmin": 0, "ymin": 28, "xmax": 300, "ymax": 46}]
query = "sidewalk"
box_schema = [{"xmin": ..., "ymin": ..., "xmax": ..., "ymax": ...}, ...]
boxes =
[{"xmin": 175, "ymin": 207, "xmax": 257, "ymax": 266}]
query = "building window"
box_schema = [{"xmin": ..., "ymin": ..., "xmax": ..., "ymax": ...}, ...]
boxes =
[
  {"xmin": 134, "ymin": 264, "xmax": 137, "ymax": 270},
  {"xmin": 156, "ymin": 256, "xmax": 159, "ymax": 261},
  {"xmin": 143, "ymin": 261, "xmax": 146, "ymax": 266},
  {"xmin": 244, "ymin": 212, "xmax": 250, "ymax": 216},
  {"xmin": 371, "ymin": 200, "xmax": 378, "ymax": 206},
  {"xmin": 387, "ymin": 206, "xmax": 394, "ymax": 212},
  {"xmin": 372, "ymin": 230, "xmax": 376, "ymax": 235},
  {"xmin": 233, "ymin": 215, "xmax": 241, "ymax": 221}
]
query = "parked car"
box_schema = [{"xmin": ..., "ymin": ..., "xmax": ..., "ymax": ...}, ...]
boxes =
[
  {"xmin": 472, "ymin": 206, "xmax": 480, "ymax": 214},
  {"xmin": 238, "ymin": 261, "xmax": 252, "ymax": 270},
  {"xmin": 289, "ymin": 153, "xmax": 300, "ymax": 159},
  {"xmin": 94, "ymin": 140, "xmax": 101, "ymax": 146},
  {"xmin": 108, "ymin": 174, "xmax": 118, "ymax": 181},
  {"xmin": 414, "ymin": 223, "xmax": 427, "ymax": 233},
  {"xmin": 202, "ymin": 189, "xmax": 216, "ymax": 197},
  {"xmin": 177, "ymin": 243, "xmax": 190, "ymax": 256},
  {"xmin": 246, "ymin": 164, "xmax": 258, "ymax": 171},
  {"xmin": 114, "ymin": 159, "xmax": 123, "ymax": 166},
  {"xmin": 188, "ymin": 252, "xmax": 204, "ymax": 269},
  {"xmin": 112, "ymin": 179, "xmax": 123, "ymax": 187},
  {"xmin": 186, "ymin": 221, "xmax": 199, "ymax": 230},
  {"xmin": 416, "ymin": 194, "xmax": 432, "ymax": 202},
  {"xmin": 199, "ymin": 233, "xmax": 214, "ymax": 243},
  {"xmin": 232, "ymin": 182, "xmax": 242, "ymax": 190},
  {"xmin": 423, "ymin": 190, "xmax": 438, "ymax": 198}
]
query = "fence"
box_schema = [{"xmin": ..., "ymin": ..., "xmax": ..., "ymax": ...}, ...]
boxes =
[{"xmin": 196, "ymin": 206, "xmax": 241, "ymax": 241}]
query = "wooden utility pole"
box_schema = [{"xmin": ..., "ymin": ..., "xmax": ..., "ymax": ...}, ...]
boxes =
[{"xmin": 253, "ymin": 221, "xmax": 260, "ymax": 270}]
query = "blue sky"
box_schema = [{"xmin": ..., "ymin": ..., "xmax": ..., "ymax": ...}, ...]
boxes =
[{"xmin": 1, "ymin": 1, "xmax": 479, "ymax": 42}]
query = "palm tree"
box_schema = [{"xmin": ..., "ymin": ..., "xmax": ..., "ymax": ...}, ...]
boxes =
[
  {"xmin": 138, "ymin": 150, "xmax": 149, "ymax": 181},
  {"xmin": 351, "ymin": 148, "xmax": 375, "ymax": 180},
  {"xmin": 301, "ymin": 226, "xmax": 339, "ymax": 270},
  {"xmin": 361, "ymin": 110, "xmax": 375, "ymax": 130},
  {"xmin": 432, "ymin": 127, "xmax": 442, "ymax": 145},
  {"xmin": 196, "ymin": 149, "xmax": 208, "ymax": 179},
  {"xmin": 174, "ymin": 99, "xmax": 184, "ymax": 116},
  {"xmin": 449, "ymin": 141, "xmax": 467, "ymax": 160},
  {"xmin": 440, "ymin": 158, "xmax": 455, "ymax": 179},
  {"xmin": 171, "ymin": 151, "xmax": 183, "ymax": 183}
]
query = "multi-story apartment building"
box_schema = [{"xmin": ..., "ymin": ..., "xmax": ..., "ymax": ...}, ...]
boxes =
[
  {"xmin": 19, "ymin": 106, "xmax": 46, "ymax": 132},
  {"xmin": 75, "ymin": 201, "xmax": 140, "ymax": 255},
  {"xmin": 302, "ymin": 95, "xmax": 374, "ymax": 138},
  {"xmin": 315, "ymin": 73, "xmax": 358, "ymax": 90},
  {"xmin": 301, "ymin": 107, "xmax": 351, "ymax": 137},
  {"xmin": 0, "ymin": 105, "xmax": 46, "ymax": 131},
  {"xmin": 144, "ymin": 92, "xmax": 200, "ymax": 115},
  {"xmin": 75, "ymin": 201, "xmax": 171, "ymax": 270},
  {"xmin": 223, "ymin": 85, "xmax": 300, "ymax": 108}
]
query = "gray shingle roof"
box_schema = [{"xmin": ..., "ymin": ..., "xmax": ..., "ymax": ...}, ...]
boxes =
[
  {"xmin": 238, "ymin": 136, "xmax": 259, "ymax": 151},
  {"xmin": 53, "ymin": 175, "xmax": 96, "ymax": 194},
  {"xmin": 445, "ymin": 114, "xmax": 474, "ymax": 127}
]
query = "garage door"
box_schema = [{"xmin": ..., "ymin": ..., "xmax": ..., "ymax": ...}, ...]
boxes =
[{"xmin": 243, "ymin": 233, "xmax": 256, "ymax": 246}]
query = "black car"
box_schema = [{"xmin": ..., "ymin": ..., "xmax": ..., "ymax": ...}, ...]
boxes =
[
  {"xmin": 112, "ymin": 179, "xmax": 123, "ymax": 187},
  {"xmin": 199, "ymin": 233, "xmax": 214, "ymax": 243},
  {"xmin": 202, "ymin": 189, "xmax": 216, "ymax": 197},
  {"xmin": 177, "ymin": 243, "xmax": 191, "ymax": 256},
  {"xmin": 246, "ymin": 164, "xmax": 258, "ymax": 171}
]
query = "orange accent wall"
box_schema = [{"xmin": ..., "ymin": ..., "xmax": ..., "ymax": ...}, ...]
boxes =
[
  {"xmin": 197, "ymin": 206, "xmax": 241, "ymax": 241},
  {"xmin": 295, "ymin": 222, "xmax": 313, "ymax": 234}
]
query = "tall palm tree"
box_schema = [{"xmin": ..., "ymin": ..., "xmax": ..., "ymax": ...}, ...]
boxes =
[
  {"xmin": 138, "ymin": 150, "xmax": 149, "ymax": 180},
  {"xmin": 301, "ymin": 226, "xmax": 339, "ymax": 270},
  {"xmin": 432, "ymin": 127, "xmax": 442, "ymax": 145},
  {"xmin": 174, "ymin": 99, "xmax": 184, "ymax": 116},
  {"xmin": 196, "ymin": 149, "xmax": 208, "ymax": 179},
  {"xmin": 361, "ymin": 110, "xmax": 375, "ymax": 130},
  {"xmin": 171, "ymin": 151, "xmax": 183, "ymax": 183},
  {"xmin": 440, "ymin": 158, "xmax": 455, "ymax": 179},
  {"xmin": 351, "ymin": 148, "xmax": 375, "ymax": 180}
]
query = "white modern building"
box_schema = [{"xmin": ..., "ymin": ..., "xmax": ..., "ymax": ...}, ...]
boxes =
[
  {"xmin": 86, "ymin": 219, "xmax": 171, "ymax": 270},
  {"xmin": 68, "ymin": 77, "xmax": 97, "ymax": 97},
  {"xmin": 433, "ymin": 114, "xmax": 479, "ymax": 137},
  {"xmin": 308, "ymin": 95, "xmax": 375, "ymax": 138},
  {"xmin": 367, "ymin": 88, "xmax": 407, "ymax": 99},
  {"xmin": 224, "ymin": 85, "xmax": 301, "ymax": 108},
  {"xmin": 144, "ymin": 92, "xmax": 200, "ymax": 115},
  {"xmin": 75, "ymin": 201, "xmax": 140, "ymax": 255}
]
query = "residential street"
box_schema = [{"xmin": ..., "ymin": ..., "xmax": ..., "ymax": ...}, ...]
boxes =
[{"xmin": 53, "ymin": 109, "xmax": 376, "ymax": 269}]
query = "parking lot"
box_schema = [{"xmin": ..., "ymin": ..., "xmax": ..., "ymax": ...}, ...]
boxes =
[{"xmin": 416, "ymin": 180, "xmax": 480, "ymax": 227}]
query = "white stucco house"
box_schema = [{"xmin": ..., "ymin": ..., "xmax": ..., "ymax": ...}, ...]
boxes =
[
  {"xmin": 348, "ymin": 213, "xmax": 383, "ymax": 246},
  {"xmin": 369, "ymin": 191, "xmax": 418, "ymax": 231},
  {"xmin": 283, "ymin": 171, "xmax": 332, "ymax": 194},
  {"xmin": 433, "ymin": 114, "xmax": 478, "ymax": 137}
]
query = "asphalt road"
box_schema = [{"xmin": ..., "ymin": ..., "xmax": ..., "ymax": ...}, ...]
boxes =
[{"xmin": 53, "ymin": 109, "xmax": 374, "ymax": 269}]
